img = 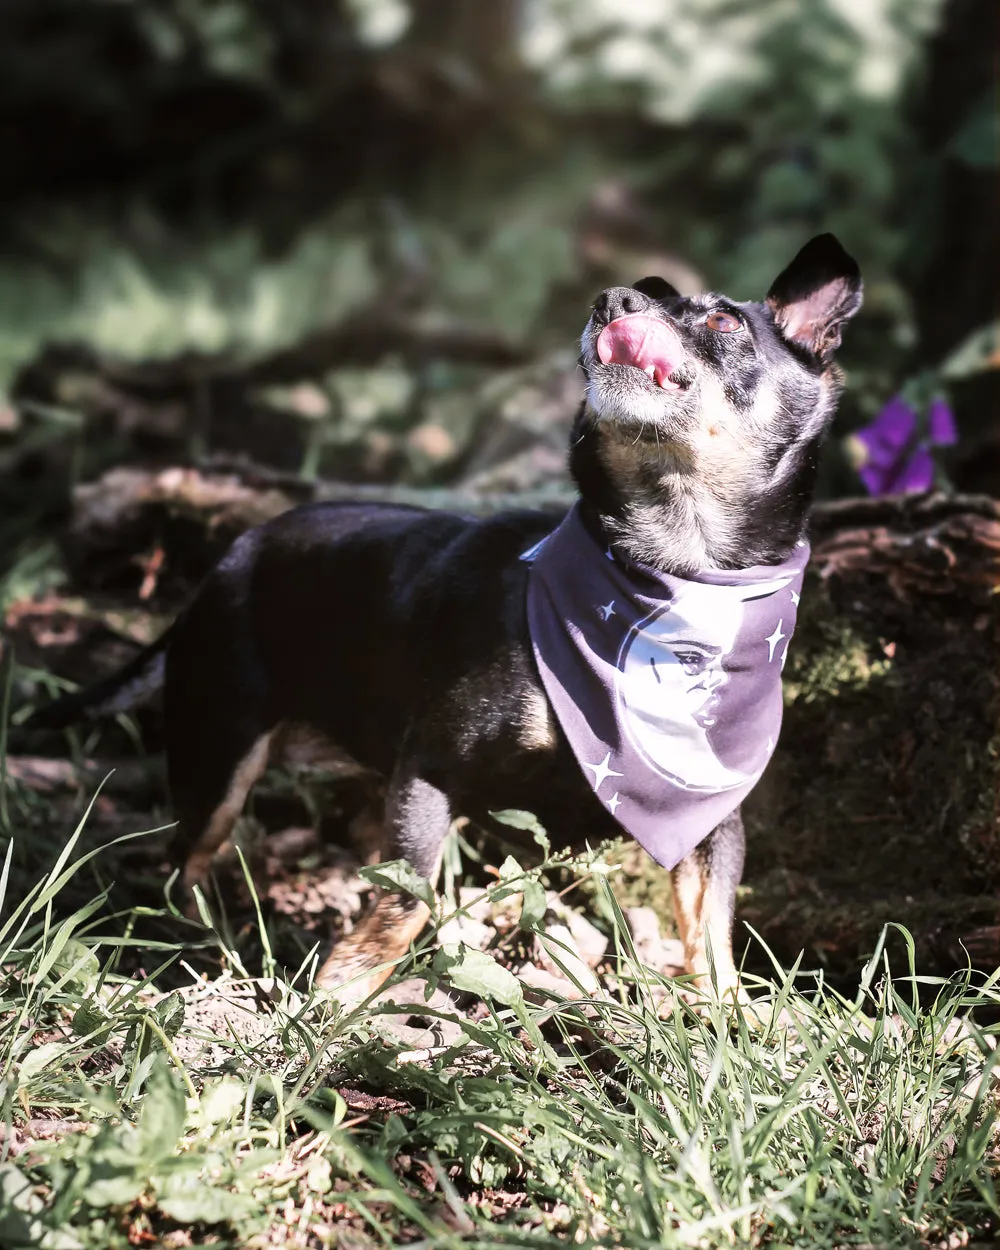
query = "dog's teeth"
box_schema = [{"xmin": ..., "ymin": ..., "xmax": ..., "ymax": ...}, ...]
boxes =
[{"xmin": 644, "ymin": 364, "xmax": 657, "ymax": 380}]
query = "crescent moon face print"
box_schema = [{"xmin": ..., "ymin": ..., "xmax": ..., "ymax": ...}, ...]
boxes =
[
  {"xmin": 525, "ymin": 505, "xmax": 809, "ymax": 869},
  {"xmin": 616, "ymin": 576, "xmax": 790, "ymax": 792}
]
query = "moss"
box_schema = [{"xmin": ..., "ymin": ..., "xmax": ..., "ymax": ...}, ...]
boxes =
[
  {"xmin": 782, "ymin": 620, "xmax": 893, "ymax": 704},
  {"xmin": 957, "ymin": 727, "xmax": 1000, "ymax": 884}
]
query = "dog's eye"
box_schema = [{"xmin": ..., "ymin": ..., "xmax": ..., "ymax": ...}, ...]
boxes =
[{"xmin": 706, "ymin": 311, "xmax": 743, "ymax": 333}]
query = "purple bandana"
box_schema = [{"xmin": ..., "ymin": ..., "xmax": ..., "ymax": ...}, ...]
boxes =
[{"xmin": 524, "ymin": 505, "xmax": 809, "ymax": 869}]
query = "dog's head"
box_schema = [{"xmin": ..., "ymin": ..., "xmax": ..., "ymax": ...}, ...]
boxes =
[{"xmin": 573, "ymin": 234, "xmax": 862, "ymax": 571}]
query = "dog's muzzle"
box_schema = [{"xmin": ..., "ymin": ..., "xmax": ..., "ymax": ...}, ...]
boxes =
[{"xmin": 595, "ymin": 313, "xmax": 685, "ymax": 391}]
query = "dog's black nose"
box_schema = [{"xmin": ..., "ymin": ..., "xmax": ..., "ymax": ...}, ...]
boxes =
[{"xmin": 592, "ymin": 286, "xmax": 651, "ymax": 323}]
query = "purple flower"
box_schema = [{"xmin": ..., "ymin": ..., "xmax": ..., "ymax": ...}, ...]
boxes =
[
  {"xmin": 849, "ymin": 395, "xmax": 957, "ymax": 495},
  {"xmin": 927, "ymin": 397, "xmax": 958, "ymax": 446}
]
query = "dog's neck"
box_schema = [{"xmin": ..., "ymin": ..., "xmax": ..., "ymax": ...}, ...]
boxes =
[{"xmin": 568, "ymin": 405, "xmax": 816, "ymax": 575}]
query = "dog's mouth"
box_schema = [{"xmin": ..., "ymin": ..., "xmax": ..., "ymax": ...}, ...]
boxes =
[{"xmin": 595, "ymin": 314, "xmax": 686, "ymax": 390}]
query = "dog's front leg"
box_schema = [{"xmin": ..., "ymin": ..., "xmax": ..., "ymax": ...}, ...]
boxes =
[
  {"xmin": 316, "ymin": 770, "xmax": 449, "ymax": 1001},
  {"xmin": 669, "ymin": 807, "xmax": 746, "ymax": 999}
]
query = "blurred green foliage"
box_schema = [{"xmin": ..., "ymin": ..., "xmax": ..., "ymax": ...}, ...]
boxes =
[{"xmin": 0, "ymin": 0, "xmax": 994, "ymax": 499}]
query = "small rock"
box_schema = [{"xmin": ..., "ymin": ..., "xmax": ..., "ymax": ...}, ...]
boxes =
[
  {"xmin": 624, "ymin": 905, "xmax": 661, "ymax": 949},
  {"xmin": 544, "ymin": 896, "xmax": 609, "ymax": 968},
  {"xmin": 265, "ymin": 825, "xmax": 320, "ymax": 862},
  {"xmin": 407, "ymin": 422, "xmax": 456, "ymax": 463},
  {"xmin": 375, "ymin": 1019, "xmax": 437, "ymax": 1048},
  {"xmin": 371, "ymin": 977, "xmax": 467, "ymax": 1049},
  {"xmin": 0, "ymin": 404, "xmax": 21, "ymax": 434},
  {"xmin": 457, "ymin": 886, "xmax": 492, "ymax": 925},
  {"xmin": 375, "ymin": 976, "xmax": 457, "ymax": 1012},
  {"xmin": 451, "ymin": 884, "xmax": 517, "ymax": 932},
  {"xmin": 532, "ymin": 923, "xmax": 601, "ymax": 994},
  {"xmin": 625, "ymin": 906, "xmax": 685, "ymax": 974},
  {"xmin": 516, "ymin": 961, "xmax": 580, "ymax": 1002},
  {"xmin": 437, "ymin": 911, "xmax": 493, "ymax": 952},
  {"xmin": 376, "ymin": 1017, "xmax": 467, "ymax": 1049}
]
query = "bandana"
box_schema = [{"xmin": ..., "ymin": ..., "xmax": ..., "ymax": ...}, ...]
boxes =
[{"xmin": 523, "ymin": 504, "xmax": 809, "ymax": 869}]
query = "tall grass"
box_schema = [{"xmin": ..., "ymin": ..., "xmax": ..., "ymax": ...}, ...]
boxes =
[{"xmin": 0, "ymin": 804, "xmax": 997, "ymax": 1248}]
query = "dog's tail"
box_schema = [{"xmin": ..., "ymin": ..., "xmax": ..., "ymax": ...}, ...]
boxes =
[{"xmin": 23, "ymin": 627, "xmax": 174, "ymax": 732}]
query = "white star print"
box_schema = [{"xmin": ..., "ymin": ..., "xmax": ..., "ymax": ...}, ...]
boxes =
[
  {"xmin": 780, "ymin": 643, "xmax": 790, "ymax": 669},
  {"xmin": 598, "ymin": 600, "xmax": 616, "ymax": 621},
  {"xmin": 765, "ymin": 619, "xmax": 786, "ymax": 662},
  {"xmin": 766, "ymin": 735, "xmax": 775, "ymax": 754},
  {"xmin": 606, "ymin": 792, "xmax": 621, "ymax": 816},
  {"xmin": 584, "ymin": 751, "xmax": 623, "ymax": 793},
  {"xmin": 790, "ymin": 589, "xmax": 800, "ymax": 606}
]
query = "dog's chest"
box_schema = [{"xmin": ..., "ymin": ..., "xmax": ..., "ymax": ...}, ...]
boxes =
[
  {"xmin": 516, "ymin": 685, "xmax": 559, "ymax": 752},
  {"xmin": 460, "ymin": 733, "xmax": 623, "ymax": 850}
]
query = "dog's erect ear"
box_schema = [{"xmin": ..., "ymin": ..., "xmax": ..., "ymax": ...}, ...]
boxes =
[
  {"xmin": 766, "ymin": 234, "xmax": 862, "ymax": 361},
  {"xmin": 632, "ymin": 275, "xmax": 679, "ymax": 301}
]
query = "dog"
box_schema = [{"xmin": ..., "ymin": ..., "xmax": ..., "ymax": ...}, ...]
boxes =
[{"xmin": 27, "ymin": 234, "xmax": 862, "ymax": 1002}]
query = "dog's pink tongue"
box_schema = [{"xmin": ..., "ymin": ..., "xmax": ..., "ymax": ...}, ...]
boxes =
[{"xmin": 596, "ymin": 314, "xmax": 684, "ymax": 387}]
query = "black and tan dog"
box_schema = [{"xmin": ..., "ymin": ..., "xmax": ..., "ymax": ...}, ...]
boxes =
[{"xmin": 28, "ymin": 234, "xmax": 861, "ymax": 1000}]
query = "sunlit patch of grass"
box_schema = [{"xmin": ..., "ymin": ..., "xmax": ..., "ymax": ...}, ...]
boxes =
[
  {"xmin": 0, "ymin": 790, "xmax": 997, "ymax": 1248},
  {"xmin": 0, "ymin": 178, "xmax": 588, "ymax": 406},
  {"xmin": 0, "ymin": 211, "xmax": 380, "ymax": 400}
]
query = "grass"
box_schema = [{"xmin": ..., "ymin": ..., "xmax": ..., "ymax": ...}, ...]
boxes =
[
  {"xmin": 0, "ymin": 794, "xmax": 997, "ymax": 1249},
  {"xmin": 0, "ymin": 517, "xmax": 997, "ymax": 1246}
]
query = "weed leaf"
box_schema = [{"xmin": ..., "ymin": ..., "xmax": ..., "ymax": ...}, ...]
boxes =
[
  {"xmin": 433, "ymin": 944, "xmax": 523, "ymax": 1007},
  {"xmin": 358, "ymin": 859, "xmax": 436, "ymax": 908},
  {"xmin": 490, "ymin": 808, "xmax": 551, "ymax": 852},
  {"xmin": 519, "ymin": 878, "xmax": 547, "ymax": 931}
]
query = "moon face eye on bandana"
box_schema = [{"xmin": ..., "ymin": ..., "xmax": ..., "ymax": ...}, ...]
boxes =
[{"xmin": 523, "ymin": 505, "xmax": 809, "ymax": 870}]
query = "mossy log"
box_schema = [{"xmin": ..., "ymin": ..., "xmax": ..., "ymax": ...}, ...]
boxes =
[
  {"xmin": 741, "ymin": 494, "xmax": 999, "ymax": 979},
  {"xmin": 616, "ymin": 495, "xmax": 999, "ymax": 982},
  {"xmin": 61, "ymin": 462, "xmax": 575, "ymax": 598}
]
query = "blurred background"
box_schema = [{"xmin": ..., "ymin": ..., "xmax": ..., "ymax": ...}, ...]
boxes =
[{"xmin": 0, "ymin": 0, "xmax": 995, "ymax": 596}]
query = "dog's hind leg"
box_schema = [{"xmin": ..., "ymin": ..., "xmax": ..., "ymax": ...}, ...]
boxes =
[
  {"xmin": 170, "ymin": 729, "xmax": 275, "ymax": 895},
  {"xmin": 316, "ymin": 770, "xmax": 450, "ymax": 1000},
  {"xmin": 670, "ymin": 807, "xmax": 746, "ymax": 999},
  {"xmin": 161, "ymin": 586, "xmax": 279, "ymax": 894}
]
